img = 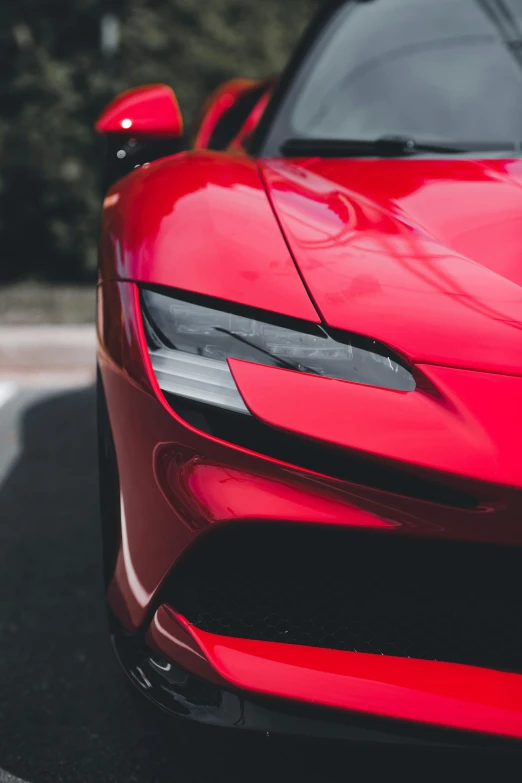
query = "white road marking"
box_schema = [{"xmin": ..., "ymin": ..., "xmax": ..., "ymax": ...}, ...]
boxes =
[{"xmin": 0, "ymin": 382, "xmax": 16, "ymax": 410}]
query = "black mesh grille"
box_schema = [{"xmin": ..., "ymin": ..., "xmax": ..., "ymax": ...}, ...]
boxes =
[{"xmin": 165, "ymin": 525, "xmax": 522, "ymax": 673}]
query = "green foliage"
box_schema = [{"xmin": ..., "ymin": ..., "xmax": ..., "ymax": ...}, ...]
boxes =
[{"xmin": 0, "ymin": 0, "xmax": 316, "ymax": 282}]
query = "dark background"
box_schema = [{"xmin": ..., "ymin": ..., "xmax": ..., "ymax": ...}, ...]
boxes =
[{"xmin": 0, "ymin": 0, "xmax": 316, "ymax": 285}]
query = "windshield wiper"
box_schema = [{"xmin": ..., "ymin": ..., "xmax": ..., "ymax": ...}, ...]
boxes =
[
  {"xmin": 281, "ymin": 135, "xmax": 516, "ymax": 158},
  {"xmin": 214, "ymin": 327, "xmax": 320, "ymax": 375}
]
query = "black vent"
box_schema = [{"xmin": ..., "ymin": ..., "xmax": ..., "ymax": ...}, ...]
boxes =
[
  {"xmin": 167, "ymin": 395, "xmax": 479, "ymax": 509},
  {"xmin": 165, "ymin": 525, "xmax": 522, "ymax": 673}
]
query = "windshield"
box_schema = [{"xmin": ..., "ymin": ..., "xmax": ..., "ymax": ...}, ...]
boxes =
[{"xmin": 261, "ymin": 0, "xmax": 522, "ymax": 154}]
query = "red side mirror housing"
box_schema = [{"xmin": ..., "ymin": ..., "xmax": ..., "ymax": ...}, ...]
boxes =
[{"xmin": 96, "ymin": 84, "xmax": 184, "ymax": 138}]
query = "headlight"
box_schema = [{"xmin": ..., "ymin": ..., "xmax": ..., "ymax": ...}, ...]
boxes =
[{"xmin": 141, "ymin": 289, "xmax": 415, "ymax": 414}]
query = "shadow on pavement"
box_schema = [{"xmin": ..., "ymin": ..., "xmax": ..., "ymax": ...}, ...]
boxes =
[{"xmin": 0, "ymin": 386, "xmax": 515, "ymax": 782}]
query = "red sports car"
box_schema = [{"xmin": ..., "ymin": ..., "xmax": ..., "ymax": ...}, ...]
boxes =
[{"xmin": 96, "ymin": 0, "xmax": 522, "ymax": 747}]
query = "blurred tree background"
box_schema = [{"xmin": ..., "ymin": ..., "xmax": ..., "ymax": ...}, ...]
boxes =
[{"xmin": 0, "ymin": 0, "xmax": 317, "ymax": 285}]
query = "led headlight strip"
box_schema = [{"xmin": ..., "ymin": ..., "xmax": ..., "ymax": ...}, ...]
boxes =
[
  {"xmin": 148, "ymin": 348, "xmax": 249, "ymax": 414},
  {"xmin": 141, "ymin": 288, "xmax": 415, "ymax": 415}
]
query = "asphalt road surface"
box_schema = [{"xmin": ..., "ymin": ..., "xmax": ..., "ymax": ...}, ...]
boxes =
[{"xmin": 0, "ymin": 382, "xmax": 516, "ymax": 781}]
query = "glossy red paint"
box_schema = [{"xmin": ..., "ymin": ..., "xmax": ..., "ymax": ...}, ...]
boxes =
[
  {"xmin": 154, "ymin": 445, "xmax": 393, "ymax": 531},
  {"xmin": 146, "ymin": 605, "xmax": 227, "ymax": 686},
  {"xmin": 165, "ymin": 611, "xmax": 522, "ymax": 740},
  {"xmin": 98, "ymin": 281, "xmax": 522, "ymax": 635},
  {"xmin": 98, "ymin": 283, "xmax": 194, "ymax": 629},
  {"xmin": 229, "ymin": 358, "xmax": 522, "ymax": 488},
  {"xmin": 96, "ymin": 84, "xmax": 184, "ymax": 138},
  {"xmin": 260, "ymin": 158, "xmax": 522, "ymax": 376},
  {"xmin": 97, "ymin": 126, "xmax": 522, "ymax": 738},
  {"xmin": 193, "ymin": 78, "xmax": 260, "ymax": 149},
  {"xmin": 99, "ymin": 152, "xmax": 319, "ymax": 322}
]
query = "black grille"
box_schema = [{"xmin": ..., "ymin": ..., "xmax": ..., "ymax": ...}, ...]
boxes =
[{"xmin": 165, "ymin": 525, "xmax": 522, "ymax": 673}]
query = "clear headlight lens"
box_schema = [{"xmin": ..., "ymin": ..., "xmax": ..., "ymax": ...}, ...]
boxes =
[{"xmin": 141, "ymin": 289, "xmax": 415, "ymax": 414}]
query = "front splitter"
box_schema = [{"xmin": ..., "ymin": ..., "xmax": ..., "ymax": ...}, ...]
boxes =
[{"xmin": 112, "ymin": 630, "xmax": 522, "ymax": 751}]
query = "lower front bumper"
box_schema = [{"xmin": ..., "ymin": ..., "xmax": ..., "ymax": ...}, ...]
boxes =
[{"xmin": 112, "ymin": 623, "xmax": 522, "ymax": 751}]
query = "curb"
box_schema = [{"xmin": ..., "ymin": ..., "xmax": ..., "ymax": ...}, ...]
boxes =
[{"xmin": 0, "ymin": 325, "xmax": 96, "ymax": 375}]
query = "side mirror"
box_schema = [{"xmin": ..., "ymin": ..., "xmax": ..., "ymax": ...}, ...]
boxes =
[
  {"xmin": 96, "ymin": 84, "xmax": 185, "ymax": 191},
  {"xmin": 96, "ymin": 84, "xmax": 184, "ymax": 138}
]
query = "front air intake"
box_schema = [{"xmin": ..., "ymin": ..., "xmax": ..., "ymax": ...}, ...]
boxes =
[{"xmin": 162, "ymin": 524, "xmax": 522, "ymax": 673}]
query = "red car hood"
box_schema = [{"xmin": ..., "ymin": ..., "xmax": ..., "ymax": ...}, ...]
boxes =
[{"xmin": 260, "ymin": 158, "xmax": 522, "ymax": 376}]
